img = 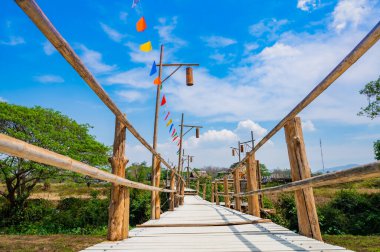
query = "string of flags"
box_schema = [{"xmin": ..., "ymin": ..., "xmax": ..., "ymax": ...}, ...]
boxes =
[{"xmin": 132, "ymin": 0, "xmax": 181, "ymax": 152}]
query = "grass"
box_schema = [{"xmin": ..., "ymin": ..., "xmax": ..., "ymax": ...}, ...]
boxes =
[
  {"xmin": 323, "ymin": 235, "xmax": 380, "ymax": 252},
  {"xmin": 0, "ymin": 234, "xmax": 105, "ymax": 252}
]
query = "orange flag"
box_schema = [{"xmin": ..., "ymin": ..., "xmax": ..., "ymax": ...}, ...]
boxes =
[
  {"xmin": 136, "ymin": 17, "xmax": 147, "ymax": 32},
  {"xmin": 154, "ymin": 77, "xmax": 161, "ymax": 85}
]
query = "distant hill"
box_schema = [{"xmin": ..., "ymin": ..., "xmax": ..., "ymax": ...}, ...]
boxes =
[{"xmin": 316, "ymin": 163, "xmax": 359, "ymax": 174}]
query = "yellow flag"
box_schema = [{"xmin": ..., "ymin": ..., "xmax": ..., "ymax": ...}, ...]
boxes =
[
  {"xmin": 140, "ymin": 41, "xmax": 152, "ymax": 52},
  {"xmin": 166, "ymin": 119, "xmax": 172, "ymax": 127}
]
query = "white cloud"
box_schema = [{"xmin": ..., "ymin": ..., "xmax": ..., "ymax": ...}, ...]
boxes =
[
  {"xmin": 78, "ymin": 45, "xmax": 117, "ymax": 74},
  {"xmin": 249, "ymin": 19, "xmax": 288, "ymax": 39},
  {"xmin": 209, "ymin": 52, "xmax": 235, "ymax": 64},
  {"xmin": 302, "ymin": 120, "xmax": 316, "ymax": 132},
  {"xmin": 43, "ymin": 41, "xmax": 56, "ymax": 55},
  {"xmin": 0, "ymin": 36, "xmax": 25, "ymax": 46},
  {"xmin": 331, "ymin": 0, "xmax": 374, "ymax": 32},
  {"xmin": 0, "ymin": 97, "xmax": 7, "ymax": 103},
  {"xmin": 117, "ymin": 90, "xmax": 146, "ymax": 103},
  {"xmin": 244, "ymin": 43, "xmax": 259, "ymax": 54},
  {"xmin": 34, "ymin": 74, "xmax": 64, "ymax": 84},
  {"xmin": 106, "ymin": 67, "xmax": 153, "ymax": 89},
  {"xmin": 100, "ymin": 22, "xmax": 125, "ymax": 42},
  {"xmin": 235, "ymin": 120, "xmax": 268, "ymax": 139},
  {"xmin": 297, "ymin": 0, "xmax": 319, "ymax": 11},
  {"xmin": 201, "ymin": 36, "xmax": 237, "ymax": 48},
  {"xmin": 154, "ymin": 17, "xmax": 187, "ymax": 47},
  {"xmin": 124, "ymin": 42, "xmax": 160, "ymax": 65}
]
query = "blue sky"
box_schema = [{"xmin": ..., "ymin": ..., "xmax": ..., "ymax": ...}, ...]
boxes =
[{"xmin": 1, "ymin": 0, "xmax": 379, "ymax": 171}]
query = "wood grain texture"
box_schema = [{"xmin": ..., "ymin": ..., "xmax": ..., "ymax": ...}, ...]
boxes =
[
  {"xmin": 284, "ymin": 117, "xmax": 322, "ymax": 241},
  {"xmin": 246, "ymin": 154, "xmax": 260, "ymax": 217},
  {"xmin": 223, "ymin": 176, "xmax": 230, "ymax": 208},
  {"xmin": 233, "ymin": 170, "xmax": 241, "ymax": 212}
]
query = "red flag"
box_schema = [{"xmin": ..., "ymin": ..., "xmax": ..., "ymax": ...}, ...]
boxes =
[
  {"xmin": 164, "ymin": 111, "xmax": 170, "ymax": 120},
  {"xmin": 171, "ymin": 128, "xmax": 176, "ymax": 136},
  {"xmin": 160, "ymin": 95, "xmax": 166, "ymax": 106},
  {"xmin": 153, "ymin": 77, "xmax": 161, "ymax": 85},
  {"xmin": 172, "ymin": 136, "xmax": 178, "ymax": 141},
  {"xmin": 136, "ymin": 17, "xmax": 147, "ymax": 32}
]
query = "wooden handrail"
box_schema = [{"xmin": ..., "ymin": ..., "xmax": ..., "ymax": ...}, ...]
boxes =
[
  {"xmin": 0, "ymin": 134, "xmax": 175, "ymax": 193},
  {"xmin": 230, "ymin": 162, "xmax": 380, "ymax": 197},
  {"xmin": 14, "ymin": 0, "xmax": 184, "ymax": 183},
  {"xmin": 232, "ymin": 21, "xmax": 380, "ymax": 173}
]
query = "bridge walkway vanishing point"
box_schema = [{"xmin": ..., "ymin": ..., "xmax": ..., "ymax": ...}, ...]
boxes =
[{"xmin": 82, "ymin": 195, "xmax": 352, "ymax": 252}]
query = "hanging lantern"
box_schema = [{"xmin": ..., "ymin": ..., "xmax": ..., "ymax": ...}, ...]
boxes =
[
  {"xmin": 240, "ymin": 144, "xmax": 244, "ymax": 153},
  {"xmin": 190, "ymin": 156, "xmax": 193, "ymax": 162},
  {"xmin": 186, "ymin": 67, "xmax": 194, "ymax": 86},
  {"xmin": 196, "ymin": 127, "xmax": 200, "ymax": 138},
  {"xmin": 232, "ymin": 149, "xmax": 235, "ymax": 156}
]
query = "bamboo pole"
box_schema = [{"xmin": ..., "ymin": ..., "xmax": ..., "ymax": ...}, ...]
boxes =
[
  {"xmin": 284, "ymin": 117, "xmax": 322, "ymax": 241},
  {"xmin": 223, "ymin": 176, "xmax": 230, "ymax": 208},
  {"xmin": 0, "ymin": 134, "xmax": 174, "ymax": 193},
  {"xmin": 108, "ymin": 119, "xmax": 129, "ymax": 241},
  {"xmin": 231, "ymin": 21, "xmax": 380, "ymax": 173},
  {"xmin": 13, "ymin": 0, "xmax": 183, "ymax": 182}
]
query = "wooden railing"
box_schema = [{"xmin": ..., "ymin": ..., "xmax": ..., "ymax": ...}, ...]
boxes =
[
  {"xmin": 0, "ymin": 0, "xmax": 186, "ymax": 241},
  {"xmin": 210, "ymin": 21, "xmax": 380, "ymax": 242}
]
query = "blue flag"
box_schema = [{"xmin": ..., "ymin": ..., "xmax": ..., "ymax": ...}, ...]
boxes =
[
  {"xmin": 150, "ymin": 61, "xmax": 157, "ymax": 76},
  {"xmin": 169, "ymin": 124, "xmax": 174, "ymax": 133}
]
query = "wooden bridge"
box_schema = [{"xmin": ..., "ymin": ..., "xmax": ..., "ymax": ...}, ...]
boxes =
[{"xmin": 1, "ymin": 0, "xmax": 380, "ymax": 251}]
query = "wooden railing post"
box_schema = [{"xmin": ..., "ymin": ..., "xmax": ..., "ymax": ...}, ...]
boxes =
[
  {"xmin": 211, "ymin": 182, "xmax": 215, "ymax": 203},
  {"xmin": 223, "ymin": 176, "xmax": 230, "ymax": 208},
  {"xmin": 246, "ymin": 154, "xmax": 260, "ymax": 217},
  {"xmin": 179, "ymin": 180, "xmax": 185, "ymax": 205},
  {"xmin": 233, "ymin": 170, "xmax": 241, "ymax": 211},
  {"xmin": 169, "ymin": 171, "xmax": 175, "ymax": 211},
  {"xmin": 202, "ymin": 183, "xmax": 206, "ymax": 199},
  {"xmin": 284, "ymin": 117, "xmax": 322, "ymax": 241},
  {"xmin": 154, "ymin": 157, "xmax": 161, "ymax": 218},
  {"xmin": 215, "ymin": 182, "xmax": 220, "ymax": 205},
  {"xmin": 256, "ymin": 160, "xmax": 263, "ymax": 209},
  {"xmin": 108, "ymin": 118, "xmax": 129, "ymax": 241},
  {"xmin": 196, "ymin": 179, "xmax": 200, "ymax": 195}
]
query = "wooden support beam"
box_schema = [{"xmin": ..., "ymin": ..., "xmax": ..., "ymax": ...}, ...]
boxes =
[
  {"xmin": 284, "ymin": 117, "xmax": 322, "ymax": 241},
  {"xmin": 211, "ymin": 183, "xmax": 215, "ymax": 203},
  {"xmin": 223, "ymin": 176, "xmax": 230, "ymax": 208},
  {"xmin": 246, "ymin": 154, "xmax": 260, "ymax": 217},
  {"xmin": 108, "ymin": 119, "xmax": 129, "ymax": 241},
  {"xmin": 154, "ymin": 157, "xmax": 161, "ymax": 219},
  {"xmin": 233, "ymin": 170, "xmax": 241, "ymax": 212},
  {"xmin": 202, "ymin": 183, "xmax": 206, "ymax": 199},
  {"xmin": 196, "ymin": 180, "xmax": 200, "ymax": 195},
  {"xmin": 0, "ymin": 134, "xmax": 175, "ymax": 192},
  {"xmin": 256, "ymin": 160, "xmax": 263, "ymax": 209},
  {"xmin": 13, "ymin": 0, "xmax": 183, "ymax": 182},
  {"xmin": 169, "ymin": 170, "xmax": 175, "ymax": 211},
  {"xmin": 215, "ymin": 182, "xmax": 220, "ymax": 205},
  {"xmin": 179, "ymin": 180, "xmax": 185, "ymax": 205}
]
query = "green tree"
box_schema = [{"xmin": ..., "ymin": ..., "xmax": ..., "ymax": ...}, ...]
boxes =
[
  {"xmin": 260, "ymin": 163, "xmax": 271, "ymax": 177},
  {"xmin": 358, "ymin": 76, "xmax": 380, "ymax": 160},
  {"xmin": 0, "ymin": 102, "xmax": 110, "ymax": 209},
  {"xmin": 358, "ymin": 76, "xmax": 380, "ymax": 119}
]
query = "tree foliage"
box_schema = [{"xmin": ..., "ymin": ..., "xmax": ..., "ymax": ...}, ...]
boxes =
[
  {"xmin": 0, "ymin": 102, "xmax": 110, "ymax": 209},
  {"xmin": 358, "ymin": 76, "xmax": 380, "ymax": 119}
]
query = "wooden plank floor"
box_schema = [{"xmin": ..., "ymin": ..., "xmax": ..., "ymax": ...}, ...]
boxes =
[{"xmin": 82, "ymin": 196, "xmax": 352, "ymax": 252}]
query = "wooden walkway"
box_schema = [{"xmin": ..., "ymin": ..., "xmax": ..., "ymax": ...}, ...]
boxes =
[{"xmin": 82, "ymin": 196, "xmax": 351, "ymax": 252}]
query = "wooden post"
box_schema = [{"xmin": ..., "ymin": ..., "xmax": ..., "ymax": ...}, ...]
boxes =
[
  {"xmin": 108, "ymin": 118, "xmax": 129, "ymax": 241},
  {"xmin": 233, "ymin": 170, "xmax": 241, "ymax": 211},
  {"xmin": 196, "ymin": 180, "xmax": 200, "ymax": 195},
  {"xmin": 211, "ymin": 182, "xmax": 215, "ymax": 203},
  {"xmin": 169, "ymin": 171, "xmax": 175, "ymax": 211},
  {"xmin": 284, "ymin": 117, "xmax": 322, "ymax": 241},
  {"xmin": 180, "ymin": 180, "xmax": 185, "ymax": 205},
  {"xmin": 154, "ymin": 157, "xmax": 161, "ymax": 218},
  {"xmin": 246, "ymin": 153, "xmax": 260, "ymax": 217},
  {"xmin": 223, "ymin": 176, "xmax": 230, "ymax": 208},
  {"xmin": 256, "ymin": 160, "xmax": 263, "ymax": 209},
  {"xmin": 202, "ymin": 183, "xmax": 206, "ymax": 199},
  {"xmin": 215, "ymin": 182, "xmax": 219, "ymax": 205}
]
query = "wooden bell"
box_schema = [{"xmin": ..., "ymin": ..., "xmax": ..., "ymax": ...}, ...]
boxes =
[{"xmin": 186, "ymin": 67, "xmax": 194, "ymax": 86}]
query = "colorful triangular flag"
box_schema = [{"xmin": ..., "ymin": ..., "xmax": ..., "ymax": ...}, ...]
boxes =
[
  {"xmin": 154, "ymin": 77, "xmax": 161, "ymax": 85},
  {"xmin": 160, "ymin": 95, "xmax": 166, "ymax": 106},
  {"xmin": 173, "ymin": 136, "xmax": 178, "ymax": 142},
  {"xmin": 136, "ymin": 17, "xmax": 147, "ymax": 32},
  {"xmin": 169, "ymin": 124, "xmax": 174, "ymax": 133},
  {"xmin": 166, "ymin": 119, "xmax": 172, "ymax": 127},
  {"xmin": 171, "ymin": 128, "xmax": 176, "ymax": 137},
  {"xmin": 140, "ymin": 41, "xmax": 152, "ymax": 52},
  {"xmin": 150, "ymin": 61, "xmax": 157, "ymax": 76},
  {"xmin": 164, "ymin": 111, "xmax": 170, "ymax": 120}
]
